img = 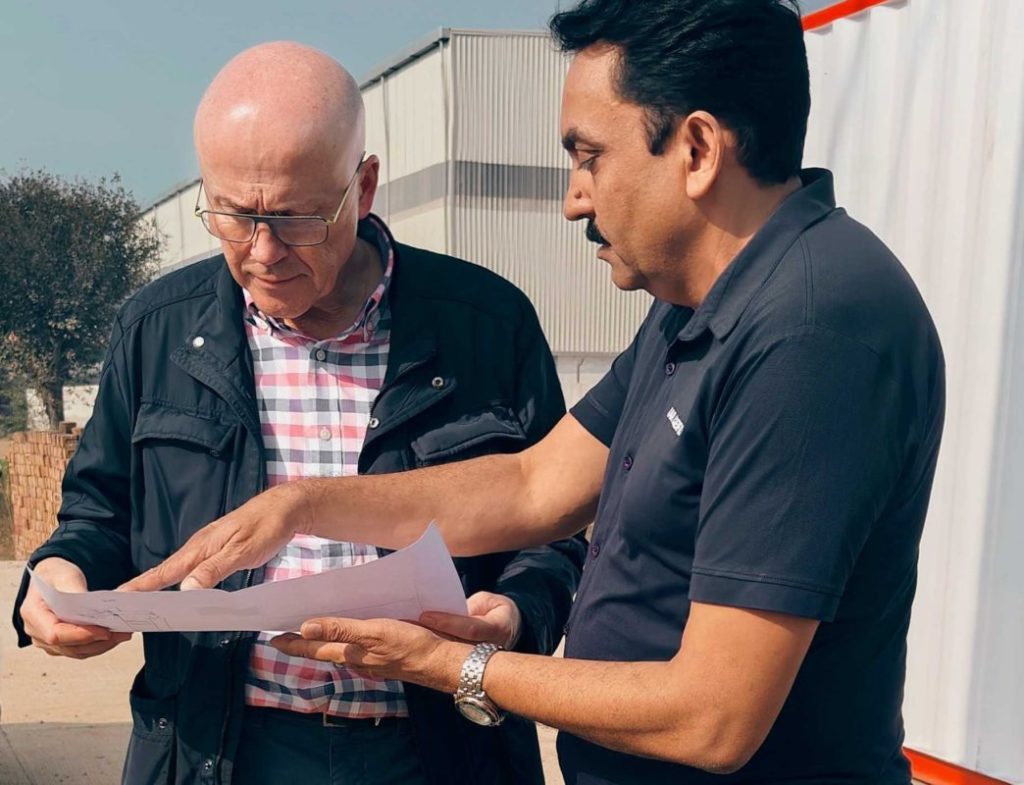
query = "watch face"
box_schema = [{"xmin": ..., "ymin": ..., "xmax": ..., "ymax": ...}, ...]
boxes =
[{"xmin": 456, "ymin": 697, "xmax": 501, "ymax": 726}]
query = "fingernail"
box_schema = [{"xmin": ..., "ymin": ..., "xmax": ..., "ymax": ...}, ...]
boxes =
[
  {"xmin": 302, "ymin": 622, "xmax": 323, "ymax": 638},
  {"xmin": 420, "ymin": 613, "xmax": 438, "ymax": 622},
  {"xmin": 180, "ymin": 577, "xmax": 199, "ymax": 591}
]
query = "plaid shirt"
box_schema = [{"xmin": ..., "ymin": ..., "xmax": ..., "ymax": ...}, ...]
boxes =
[{"xmin": 243, "ymin": 216, "xmax": 408, "ymax": 718}]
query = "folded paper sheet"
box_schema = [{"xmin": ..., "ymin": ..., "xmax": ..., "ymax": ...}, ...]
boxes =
[{"xmin": 30, "ymin": 524, "xmax": 467, "ymax": 633}]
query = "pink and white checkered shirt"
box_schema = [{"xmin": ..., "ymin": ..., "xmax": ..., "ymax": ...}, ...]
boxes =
[{"xmin": 243, "ymin": 216, "xmax": 408, "ymax": 718}]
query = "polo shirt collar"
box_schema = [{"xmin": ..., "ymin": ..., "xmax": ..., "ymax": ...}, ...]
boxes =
[{"xmin": 673, "ymin": 168, "xmax": 837, "ymax": 344}]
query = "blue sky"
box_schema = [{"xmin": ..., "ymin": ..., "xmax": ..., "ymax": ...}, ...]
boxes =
[{"xmin": 1, "ymin": 0, "xmax": 833, "ymax": 206}]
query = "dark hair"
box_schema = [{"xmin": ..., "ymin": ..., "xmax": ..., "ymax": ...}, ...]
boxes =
[{"xmin": 550, "ymin": 0, "xmax": 810, "ymax": 185}]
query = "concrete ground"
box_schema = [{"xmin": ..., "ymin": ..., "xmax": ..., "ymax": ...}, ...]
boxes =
[{"xmin": 0, "ymin": 560, "xmax": 564, "ymax": 784}]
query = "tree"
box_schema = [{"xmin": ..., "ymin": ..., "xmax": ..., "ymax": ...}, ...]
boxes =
[{"xmin": 0, "ymin": 170, "xmax": 161, "ymax": 429}]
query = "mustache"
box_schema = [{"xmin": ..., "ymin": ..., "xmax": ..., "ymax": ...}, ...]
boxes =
[{"xmin": 585, "ymin": 218, "xmax": 608, "ymax": 246}]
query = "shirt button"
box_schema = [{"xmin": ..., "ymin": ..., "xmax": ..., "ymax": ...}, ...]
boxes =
[
  {"xmin": 665, "ymin": 362, "xmax": 676, "ymax": 377},
  {"xmin": 623, "ymin": 455, "xmax": 633, "ymax": 471},
  {"xmin": 202, "ymin": 759, "xmax": 214, "ymax": 774},
  {"xmin": 157, "ymin": 717, "xmax": 169, "ymax": 730},
  {"xmin": 590, "ymin": 543, "xmax": 601, "ymax": 558},
  {"xmin": 431, "ymin": 377, "xmax": 446, "ymax": 390},
  {"xmin": 192, "ymin": 336, "xmax": 205, "ymax": 349},
  {"xmin": 315, "ymin": 348, "xmax": 327, "ymax": 362},
  {"xmin": 319, "ymin": 427, "xmax": 332, "ymax": 441},
  {"xmin": 368, "ymin": 417, "xmax": 381, "ymax": 430}
]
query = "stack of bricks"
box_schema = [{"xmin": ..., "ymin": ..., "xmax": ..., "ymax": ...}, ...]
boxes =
[{"xmin": 9, "ymin": 422, "xmax": 82, "ymax": 560}]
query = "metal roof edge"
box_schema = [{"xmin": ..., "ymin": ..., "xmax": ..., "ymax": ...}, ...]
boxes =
[
  {"xmin": 359, "ymin": 27, "xmax": 451, "ymax": 89},
  {"xmin": 359, "ymin": 28, "xmax": 550, "ymax": 89},
  {"xmin": 144, "ymin": 176, "xmax": 200, "ymax": 213}
]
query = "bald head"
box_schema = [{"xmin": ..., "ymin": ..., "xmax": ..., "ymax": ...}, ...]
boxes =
[{"xmin": 195, "ymin": 42, "xmax": 365, "ymax": 186}]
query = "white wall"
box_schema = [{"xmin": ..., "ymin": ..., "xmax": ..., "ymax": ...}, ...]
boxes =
[{"xmin": 805, "ymin": 1, "xmax": 1024, "ymax": 780}]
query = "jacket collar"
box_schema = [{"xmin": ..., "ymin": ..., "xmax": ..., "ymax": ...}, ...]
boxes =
[{"xmin": 169, "ymin": 263, "xmax": 261, "ymax": 437}]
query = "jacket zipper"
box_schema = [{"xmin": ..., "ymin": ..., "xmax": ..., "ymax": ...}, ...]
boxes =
[{"xmin": 213, "ymin": 453, "xmax": 266, "ymax": 782}]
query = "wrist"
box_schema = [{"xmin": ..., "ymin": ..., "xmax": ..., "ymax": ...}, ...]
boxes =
[
  {"xmin": 419, "ymin": 640, "xmax": 472, "ymax": 693},
  {"xmin": 287, "ymin": 480, "xmax": 320, "ymax": 536}
]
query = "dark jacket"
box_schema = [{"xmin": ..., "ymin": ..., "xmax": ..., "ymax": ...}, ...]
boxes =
[{"xmin": 13, "ymin": 226, "xmax": 585, "ymax": 785}]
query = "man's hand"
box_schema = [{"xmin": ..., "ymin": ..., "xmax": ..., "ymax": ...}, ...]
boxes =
[
  {"xmin": 271, "ymin": 617, "xmax": 469, "ymax": 691},
  {"xmin": 420, "ymin": 591, "xmax": 522, "ymax": 649},
  {"xmin": 21, "ymin": 558, "xmax": 132, "ymax": 659},
  {"xmin": 121, "ymin": 482, "xmax": 310, "ymax": 592}
]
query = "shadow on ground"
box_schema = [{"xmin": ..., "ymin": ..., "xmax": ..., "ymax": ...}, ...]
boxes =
[{"xmin": 0, "ymin": 722, "xmax": 130, "ymax": 784}]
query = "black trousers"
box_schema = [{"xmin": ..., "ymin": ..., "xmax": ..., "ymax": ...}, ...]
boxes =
[{"xmin": 232, "ymin": 706, "xmax": 430, "ymax": 785}]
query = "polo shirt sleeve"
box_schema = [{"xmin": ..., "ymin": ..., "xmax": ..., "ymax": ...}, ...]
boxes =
[
  {"xmin": 570, "ymin": 313, "xmax": 650, "ymax": 447},
  {"xmin": 690, "ymin": 328, "xmax": 907, "ymax": 621}
]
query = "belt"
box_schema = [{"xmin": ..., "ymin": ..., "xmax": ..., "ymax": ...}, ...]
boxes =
[{"xmin": 246, "ymin": 705, "xmax": 407, "ymax": 729}]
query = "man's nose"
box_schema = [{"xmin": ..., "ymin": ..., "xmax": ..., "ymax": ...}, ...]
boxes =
[
  {"xmin": 563, "ymin": 173, "xmax": 593, "ymax": 222},
  {"xmin": 249, "ymin": 222, "xmax": 288, "ymax": 265}
]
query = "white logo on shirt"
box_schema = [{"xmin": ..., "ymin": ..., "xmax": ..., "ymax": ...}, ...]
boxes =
[{"xmin": 667, "ymin": 407, "xmax": 684, "ymax": 436}]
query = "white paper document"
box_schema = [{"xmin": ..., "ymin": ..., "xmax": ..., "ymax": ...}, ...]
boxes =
[{"xmin": 30, "ymin": 523, "xmax": 468, "ymax": 633}]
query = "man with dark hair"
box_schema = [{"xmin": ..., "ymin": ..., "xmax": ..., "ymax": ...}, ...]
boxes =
[{"xmin": 124, "ymin": 3, "xmax": 945, "ymax": 784}]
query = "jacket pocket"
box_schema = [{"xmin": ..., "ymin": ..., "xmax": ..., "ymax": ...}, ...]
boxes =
[
  {"xmin": 132, "ymin": 402, "xmax": 235, "ymax": 456},
  {"xmin": 410, "ymin": 406, "xmax": 528, "ymax": 467},
  {"xmin": 131, "ymin": 402, "xmax": 238, "ymax": 564},
  {"xmin": 122, "ymin": 674, "xmax": 176, "ymax": 785}
]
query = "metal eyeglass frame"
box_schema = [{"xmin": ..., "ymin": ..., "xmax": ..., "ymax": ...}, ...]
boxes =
[{"xmin": 193, "ymin": 152, "xmax": 366, "ymax": 247}]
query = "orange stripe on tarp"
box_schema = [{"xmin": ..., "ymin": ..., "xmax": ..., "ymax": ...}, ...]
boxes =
[
  {"xmin": 802, "ymin": 0, "xmax": 892, "ymax": 31},
  {"xmin": 905, "ymin": 749, "xmax": 1012, "ymax": 785}
]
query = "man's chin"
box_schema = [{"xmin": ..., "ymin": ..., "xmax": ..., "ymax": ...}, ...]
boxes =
[
  {"xmin": 598, "ymin": 249, "xmax": 645, "ymax": 292},
  {"xmin": 249, "ymin": 295, "xmax": 307, "ymax": 323}
]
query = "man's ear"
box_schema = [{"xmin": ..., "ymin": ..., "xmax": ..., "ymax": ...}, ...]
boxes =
[
  {"xmin": 678, "ymin": 111, "xmax": 729, "ymax": 201},
  {"xmin": 357, "ymin": 155, "xmax": 381, "ymax": 218}
]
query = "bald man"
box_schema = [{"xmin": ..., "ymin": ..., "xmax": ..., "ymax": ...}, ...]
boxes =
[{"xmin": 13, "ymin": 42, "xmax": 583, "ymax": 785}]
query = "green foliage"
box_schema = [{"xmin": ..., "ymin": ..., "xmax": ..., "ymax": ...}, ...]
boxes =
[
  {"xmin": 0, "ymin": 170, "xmax": 162, "ymax": 428},
  {"xmin": 0, "ymin": 378, "xmax": 27, "ymax": 436}
]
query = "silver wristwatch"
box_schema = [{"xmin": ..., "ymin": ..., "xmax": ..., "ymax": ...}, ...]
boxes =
[{"xmin": 454, "ymin": 643, "xmax": 505, "ymax": 726}]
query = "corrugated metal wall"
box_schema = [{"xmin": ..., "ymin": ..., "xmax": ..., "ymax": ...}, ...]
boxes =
[
  {"xmin": 149, "ymin": 181, "xmax": 220, "ymax": 274},
  {"xmin": 805, "ymin": 2, "xmax": 1024, "ymax": 781},
  {"xmin": 448, "ymin": 31, "xmax": 649, "ymax": 356}
]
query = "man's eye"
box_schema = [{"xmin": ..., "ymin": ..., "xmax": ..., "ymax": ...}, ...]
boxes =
[{"xmin": 579, "ymin": 155, "xmax": 599, "ymax": 172}]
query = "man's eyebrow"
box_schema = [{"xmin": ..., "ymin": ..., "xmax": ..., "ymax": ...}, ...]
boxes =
[
  {"xmin": 562, "ymin": 128, "xmax": 601, "ymax": 153},
  {"xmin": 211, "ymin": 198, "xmax": 316, "ymax": 215}
]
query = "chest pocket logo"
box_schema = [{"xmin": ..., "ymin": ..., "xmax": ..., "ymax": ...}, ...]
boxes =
[{"xmin": 666, "ymin": 407, "xmax": 685, "ymax": 437}]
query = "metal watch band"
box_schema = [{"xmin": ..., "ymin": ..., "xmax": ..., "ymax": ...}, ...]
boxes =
[{"xmin": 456, "ymin": 642, "xmax": 501, "ymax": 700}]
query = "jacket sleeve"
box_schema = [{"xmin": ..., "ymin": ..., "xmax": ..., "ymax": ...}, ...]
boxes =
[
  {"xmin": 11, "ymin": 314, "xmax": 136, "ymax": 646},
  {"xmin": 494, "ymin": 306, "xmax": 587, "ymax": 656}
]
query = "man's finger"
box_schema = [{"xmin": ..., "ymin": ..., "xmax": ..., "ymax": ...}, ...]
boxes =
[
  {"xmin": 121, "ymin": 549, "xmax": 204, "ymax": 592},
  {"xmin": 270, "ymin": 633, "xmax": 354, "ymax": 664},
  {"xmin": 49, "ymin": 637, "xmax": 131, "ymax": 659},
  {"xmin": 51, "ymin": 622, "xmax": 115, "ymax": 646},
  {"xmin": 180, "ymin": 551, "xmax": 236, "ymax": 591},
  {"xmin": 465, "ymin": 593, "xmax": 502, "ymax": 616},
  {"xmin": 31, "ymin": 621, "xmax": 110, "ymax": 648},
  {"xmin": 419, "ymin": 611, "xmax": 493, "ymax": 642},
  {"xmin": 300, "ymin": 618, "xmax": 375, "ymax": 644}
]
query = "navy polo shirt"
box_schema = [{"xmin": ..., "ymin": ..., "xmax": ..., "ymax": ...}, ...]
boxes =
[{"xmin": 560, "ymin": 170, "xmax": 945, "ymax": 785}]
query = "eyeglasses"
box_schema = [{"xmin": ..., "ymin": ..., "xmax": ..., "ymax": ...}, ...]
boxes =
[{"xmin": 194, "ymin": 153, "xmax": 366, "ymax": 247}]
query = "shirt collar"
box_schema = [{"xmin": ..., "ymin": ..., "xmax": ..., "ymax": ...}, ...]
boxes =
[
  {"xmin": 243, "ymin": 213, "xmax": 396, "ymax": 343},
  {"xmin": 671, "ymin": 168, "xmax": 838, "ymax": 345}
]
